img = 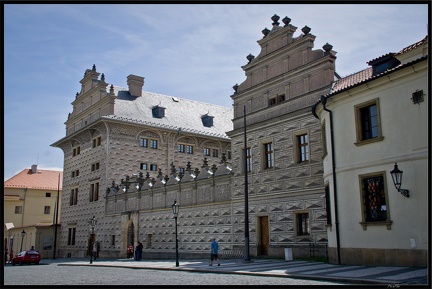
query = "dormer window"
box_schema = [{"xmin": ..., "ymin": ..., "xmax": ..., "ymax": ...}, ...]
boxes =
[
  {"xmin": 367, "ymin": 54, "xmax": 400, "ymax": 76},
  {"xmin": 202, "ymin": 114, "xmax": 214, "ymax": 127},
  {"xmin": 152, "ymin": 105, "xmax": 165, "ymax": 118}
]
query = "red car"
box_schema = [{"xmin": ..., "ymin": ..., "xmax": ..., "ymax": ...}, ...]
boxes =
[{"xmin": 12, "ymin": 250, "xmax": 41, "ymax": 265}]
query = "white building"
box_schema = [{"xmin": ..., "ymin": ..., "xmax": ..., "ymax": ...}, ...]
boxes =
[{"xmin": 312, "ymin": 35, "xmax": 428, "ymax": 266}]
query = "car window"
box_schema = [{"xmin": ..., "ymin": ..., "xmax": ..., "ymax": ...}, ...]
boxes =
[
  {"xmin": 27, "ymin": 251, "xmax": 39, "ymax": 255},
  {"xmin": 18, "ymin": 251, "xmax": 26, "ymax": 256}
]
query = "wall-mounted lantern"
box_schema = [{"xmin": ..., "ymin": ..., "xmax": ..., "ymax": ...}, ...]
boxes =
[{"xmin": 390, "ymin": 163, "xmax": 409, "ymax": 198}]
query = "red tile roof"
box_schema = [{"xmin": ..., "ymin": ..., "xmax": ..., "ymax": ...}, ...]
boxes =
[
  {"xmin": 396, "ymin": 35, "xmax": 428, "ymax": 55},
  {"xmin": 4, "ymin": 168, "xmax": 63, "ymax": 190},
  {"xmin": 330, "ymin": 35, "xmax": 428, "ymax": 95},
  {"xmin": 331, "ymin": 68, "xmax": 372, "ymax": 94}
]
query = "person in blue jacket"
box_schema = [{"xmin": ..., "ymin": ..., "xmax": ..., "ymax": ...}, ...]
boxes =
[{"xmin": 209, "ymin": 238, "xmax": 220, "ymax": 266}]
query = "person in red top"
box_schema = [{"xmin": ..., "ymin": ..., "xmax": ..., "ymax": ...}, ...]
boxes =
[{"xmin": 127, "ymin": 244, "xmax": 134, "ymax": 259}]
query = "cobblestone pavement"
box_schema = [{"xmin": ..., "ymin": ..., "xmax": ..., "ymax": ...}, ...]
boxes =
[
  {"xmin": 3, "ymin": 259, "xmax": 346, "ymax": 286},
  {"xmin": 27, "ymin": 257, "xmax": 428, "ymax": 285}
]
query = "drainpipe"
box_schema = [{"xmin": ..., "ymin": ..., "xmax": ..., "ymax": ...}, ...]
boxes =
[{"xmin": 313, "ymin": 95, "xmax": 341, "ymax": 265}]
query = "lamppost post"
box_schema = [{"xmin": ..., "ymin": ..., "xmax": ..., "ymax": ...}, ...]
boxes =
[
  {"xmin": 20, "ymin": 230, "xmax": 26, "ymax": 252},
  {"xmin": 172, "ymin": 200, "xmax": 180, "ymax": 267},
  {"xmin": 89, "ymin": 216, "xmax": 97, "ymax": 264}
]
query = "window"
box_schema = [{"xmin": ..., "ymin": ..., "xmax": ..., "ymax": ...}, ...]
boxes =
[
  {"xmin": 150, "ymin": 164, "xmax": 157, "ymax": 171},
  {"xmin": 68, "ymin": 227, "xmax": 76, "ymax": 245},
  {"xmin": 15, "ymin": 206, "xmax": 23, "ymax": 214},
  {"xmin": 90, "ymin": 183, "xmax": 99, "ymax": 202},
  {"xmin": 146, "ymin": 234, "xmax": 152, "ymax": 248},
  {"xmin": 46, "ymin": 192, "xmax": 51, "ymax": 197},
  {"xmin": 140, "ymin": 138, "xmax": 148, "ymax": 147},
  {"xmin": 355, "ymin": 99, "xmax": 383, "ymax": 145},
  {"xmin": 152, "ymin": 105, "xmax": 166, "ymax": 118},
  {"xmin": 296, "ymin": 212, "xmax": 310, "ymax": 235},
  {"xmin": 227, "ymin": 151, "xmax": 232, "ymax": 160},
  {"xmin": 203, "ymin": 147, "xmax": 210, "ymax": 156},
  {"xmin": 44, "ymin": 206, "xmax": 51, "ymax": 214},
  {"xmin": 269, "ymin": 94, "xmax": 285, "ymax": 106},
  {"xmin": 298, "ymin": 134, "xmax": 309, "ymax": 162},
  {"xmin": 92, "ymin": 136, "xmax": 101, "ymax": 148},
  {"xmin": 70, "ymin": 188, "xmax": 78, "ymax": 205},
  {"xmin": 321, "ymin": 122, "xmax": 327, "ymax": 158},
  {"xmin": 178, "ymin": 167, "xmax": 185, "ymax": 174},
  {"xmin": 91, "ymin": 162, "xmax": 100, "ymax": 171},
  {"xmin": 178, "ymin": 144, "xmax": 185, "ymax": 153},
  {"xmin": 242, "ymin": 147, "xmax": 252, "ymax": 173},
  {"xmin": 71, "ymin": 169, "xmax": 80, "ymax": 178},
  {"xmin": 325, "ymin": 185, "xmax": 331, "ymax": 225},
  {"xmin": 73, "ymin": 146, "xmax": 81, "ymax": 156},
  {"xmin": 212, "ymin": 149, "xmax": 219, "ymax": 158},
  {"xmin": 150, "ymin": 139, "xmax": 158, "ymax": 149},
  {"xmin": 264, "ymin": 142, "xmax": 274, "ymax": 169},
  {"xmin": 110, "ymin": 235, "xmax": 115, "ymax": 246},
  {"xmin": 360, "ymin": 174, "xmax": 388, "ymax": 223},
  {"xmin": 140, "ymin": 163, "xmax": 148, "ymax": 170},
  {"xmin": 186, "ymin": 145, "xmax": 193, "ymax": 154}
]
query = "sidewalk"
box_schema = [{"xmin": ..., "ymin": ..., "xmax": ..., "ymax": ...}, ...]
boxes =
[{"xmin": 52, "ymin": 258, "xmax": 428, "ymax": 285}]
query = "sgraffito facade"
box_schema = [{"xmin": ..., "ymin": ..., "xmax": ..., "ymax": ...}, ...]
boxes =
[{"xmin": 52, "ymin": 15, "xmax": 334, "ymax": 260}]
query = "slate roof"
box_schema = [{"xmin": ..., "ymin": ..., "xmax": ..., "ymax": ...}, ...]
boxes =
[
  {"xmin": 4, "ymin": 167, "xmax": 63, "ymax": 190},
  {"xmin": 104, "ymin": 87, "xmax": 233, "ymax": 139}
]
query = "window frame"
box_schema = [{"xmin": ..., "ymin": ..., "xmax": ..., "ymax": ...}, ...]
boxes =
[
  {"xmin": 15, "ymin": 206, "xmax": 23, "ymax": 214},
  {"xmin": 150, "ymin": 139, "xmax": 158, "ymax": 149},
  {"xmin": 150, "ymin": 164, "xmax": 158, "ymax": 171},
  {"xmin": 354, "ymin": 98, "xmax": 384, "ymax": 146},
  {"xmin": 68, "ymin": 227, "xmax": 76, "ymax": 246},
  {"xmin": 203, "ymin": 147, "xmax": 210, "ymax": 156},
  {"xmin": 295, "ymin": 211, "xmax": 310, "ymax": 236},
  {"xmin": 178, "ymin": 144, "xmax": 185, "ymax": 153},
  {"xmin": 241, "ymin": 147, "xmax": 252, "ymax": 173},
  {"xmin": 44, "ymin": 206, "xmax": 51, "ymax": 215},
  {"xmin": 186, "ymin": 145, "xmax": 194, "ymax": 154},
  {"xmin": 140, "ymin": 163, "xmax": 148, "ymax": 170},
  {"xmin": 92, "ymin": 136, "xmax": 102, "ymax": 148},
  {"xmin": 293, "ymin": 131, "xmax": 310, "ymax": 164},
  {"xmin": 70, "ymin": 188, "xmax": 78, "ymax": 206},
  {"xmin": 72, "ymin": 146, "xmax": 81, "ymax": 157},
  {"xmin": 321, "ymin": 122, "xmax": 327, "ymax": 158},
  {"xmin": 263, "ymin": 142, "xmax": 275, "ymax": 169},
  {"xmin": 89, "ymin": 182, "xmax": 99, "ymax": 202},
  {"xmin": 358, "ymin": 172, "xmax": 392, "ymax": 230}
]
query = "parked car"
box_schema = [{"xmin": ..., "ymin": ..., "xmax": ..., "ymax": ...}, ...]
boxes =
[{"xmin": 12, "ymin": 250, "xmax": 41, "ymax": 265}]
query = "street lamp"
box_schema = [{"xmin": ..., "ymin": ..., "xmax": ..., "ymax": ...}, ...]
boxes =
[
  {"xmin": 172, "ymin": 200, "xmax": 180, "ymax": 267},
  {"xmin": 20, "ymin": 230, "xmax": 26, "ymax": 252},
  {"xmin": 89, "ymin": 216, "xmax": 97, "ymax": 264},
  {"xmin": 390, "ymin": 163, "xmax": 409, "ymax": 198}
]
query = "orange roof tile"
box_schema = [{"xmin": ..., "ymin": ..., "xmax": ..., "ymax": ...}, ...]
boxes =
[{"xmin": 4, "ymin": 168, "xmax": 63, "ymax": 190}]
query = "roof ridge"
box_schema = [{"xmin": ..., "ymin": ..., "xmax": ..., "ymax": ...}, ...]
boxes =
[{"xmin": 112, "ymin": 85, "xmax": 232, "ymax": 110}]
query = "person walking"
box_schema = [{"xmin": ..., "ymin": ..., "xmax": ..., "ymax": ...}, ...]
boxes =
[{"xmin": 209, "ymin": 238, "xmax": 220, "ymax": 266}]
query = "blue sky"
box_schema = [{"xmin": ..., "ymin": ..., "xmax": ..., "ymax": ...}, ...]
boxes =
[{"xmin": 3, "ymin": 3, "xmax": 429, "ymax": 181}]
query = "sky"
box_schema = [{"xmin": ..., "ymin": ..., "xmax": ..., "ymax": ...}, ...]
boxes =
[{"xmin": 3, "ymin": 3, "xmax": 429, "ymax": 181}]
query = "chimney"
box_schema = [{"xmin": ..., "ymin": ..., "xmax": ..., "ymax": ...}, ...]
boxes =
[
  {"xmin": 127, "ymin": 74, "xmax": 145, "ymax": 97},
  {"xmin": 31, "ymin": 164, "xmax": 37, "ymax": 174}
]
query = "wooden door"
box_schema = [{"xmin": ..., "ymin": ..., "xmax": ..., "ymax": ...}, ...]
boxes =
[{"xmin": 259, "ymin": 216, "xmax": 269, "ymax": 255}]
